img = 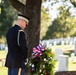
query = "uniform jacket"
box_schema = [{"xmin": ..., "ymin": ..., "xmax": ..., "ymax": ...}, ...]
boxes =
[{"xmin": 5, "ymin": 25, "xmax": 28, "ymax": 68}]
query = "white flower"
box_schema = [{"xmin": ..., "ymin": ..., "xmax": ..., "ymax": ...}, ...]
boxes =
[
  {"xmin": 43, "ymin": 65, "xmax": 45, "ymax": 68},
  {"xmin": 32, "ymin": 64, "xmax": 35, "ymax": 67},
  {"xmin": 39, "ymin": 69, "xmax": 41, "ymax": 72},
  {"xmin": 44, "ymin": 58, "xmax": 47, "ymax": 61}
]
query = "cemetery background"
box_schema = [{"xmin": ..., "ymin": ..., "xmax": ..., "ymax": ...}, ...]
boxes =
[
  {"xmin": 1, "ymin": 36, "xmax": 76, "ymax": 75},
  {"xmin": 0, "ymin": 0, "xmax": 76, "ymax": 75}
]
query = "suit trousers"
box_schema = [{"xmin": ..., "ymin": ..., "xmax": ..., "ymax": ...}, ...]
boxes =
[{"xmin": 8, "ymin": 68, "xmax": 25, "ymax": 75}]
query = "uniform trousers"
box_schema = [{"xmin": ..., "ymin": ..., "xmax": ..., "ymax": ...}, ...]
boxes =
[{"xmin": 8, "ymin": 68, "xmax": 25, "ymax": 75}]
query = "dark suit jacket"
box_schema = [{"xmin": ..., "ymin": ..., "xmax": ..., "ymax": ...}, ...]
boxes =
[{"xmin": 5, "ymin": 25, "xmax": 28, "ymax": 68}]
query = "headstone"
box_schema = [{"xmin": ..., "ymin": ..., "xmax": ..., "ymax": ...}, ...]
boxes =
[
  {"xmin": 65, "ymin": 39, "xmax": 69, "ymax": 45},
  {"xmin": 5, "ymin": 46, "xmax": 8, "ymax": 53},
  {"xmin": 61, "ymin": 40, "xmax": 64, "ymax": 46},
  {"xmin": 55, "ymin": 49, "xmax": 63, "ymax": 61},
  {"xmin": 69, "ymin": 41, "xmax": 73, "ymax": 48},
  {"xmin": 2, "ymin": 59, "xmax": 5, "ymax": 67},
  {"xmin": 46, "ymin": 41, "xmax": 52, "ymax": 49},
  {"xmin": 71, "ymin": 53, "xmax": 75, "ymax": 62},
  {"xmin": 74, "ymin": 40, "xmax": 76, "ymax": 55},
  {"xmin": 54, "ymin": 41, "xmax": 56, "ymax": 46},
  {"xmin": 0, "ymin": 44, "xmax": 6, "ymax": 50},
  {"xmin": 58, "ymin": 55, "xmax": 68, "ymax": 71}
]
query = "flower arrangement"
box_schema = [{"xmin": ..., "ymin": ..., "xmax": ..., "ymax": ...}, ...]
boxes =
[{"xmin": 29, "ymin": 44, "xmax": 55, "ymax": 75}]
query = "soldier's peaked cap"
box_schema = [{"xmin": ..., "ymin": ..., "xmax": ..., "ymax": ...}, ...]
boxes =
[{"xmin": 18, "ymin": 14, "xmax": 29, "ymax": 24}]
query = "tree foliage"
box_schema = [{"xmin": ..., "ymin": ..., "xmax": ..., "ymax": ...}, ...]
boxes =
[
  {"xmin": 0, "ymin": 0, "xmax": 17, "ymax": 43},
  {"xmin": 40, "ymin": 7, "xmax": 51, "ymax": 39},
  {"xmin": 0, "ymin": 0, "xmax": 76, "ymax": 42},
  {"xmin": 70, "ymin": 0, "xmax": 76, "ymax": 7},
  {"xmin": 43, "ymin": 5, "xmax": 75, "ymax": 39}
]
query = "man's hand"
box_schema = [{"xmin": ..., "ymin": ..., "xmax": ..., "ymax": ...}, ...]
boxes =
[{"xmin": 25, "ymin": 58, "xmax": 28, "ymax": 65}]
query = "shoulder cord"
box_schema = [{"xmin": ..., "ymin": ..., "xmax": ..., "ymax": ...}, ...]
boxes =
[{"xmin": 17, "ymin": 31, "xmax": 20, "ymax": 46}]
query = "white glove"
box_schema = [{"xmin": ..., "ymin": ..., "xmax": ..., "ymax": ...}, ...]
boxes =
[{"xmin": 25, "ymin": 58, "xmax": 28, "ymax": 65}]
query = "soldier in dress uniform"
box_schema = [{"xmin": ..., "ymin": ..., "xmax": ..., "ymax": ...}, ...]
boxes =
[{"xmin": 5, "ymin": 14, "xmax": 29, "ymax": 75}]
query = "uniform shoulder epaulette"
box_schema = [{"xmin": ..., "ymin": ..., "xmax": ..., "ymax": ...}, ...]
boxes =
[{"xmin": 19, "ymin": 30, "xmax": 24, "ymax": 32}]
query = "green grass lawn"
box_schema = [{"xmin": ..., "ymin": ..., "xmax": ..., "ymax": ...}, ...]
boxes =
[
  {"xmin": 0, "ymin": 50, "xmax": 8, "ymax": 75},
  {"xmin": 68, "ymin": 57, "xmax": 76, "ymax": 71},
  {"xmin": 0, "ymin": 67, "xmax": 7, "ymax": 75},
  {"xmin": 0, "ymin": 44, "xmax": 76, "ymax": 75}
]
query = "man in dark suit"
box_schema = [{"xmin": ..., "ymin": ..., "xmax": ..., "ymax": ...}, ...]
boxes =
[{"xmin": 5, "ymin": 14, "xmax": 29, "ymax": 75}]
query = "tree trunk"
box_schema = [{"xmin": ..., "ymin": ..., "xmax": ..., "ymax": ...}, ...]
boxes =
[{"xmin": 24, "ymin": 0, "xmax": 42, "ymax": 57}]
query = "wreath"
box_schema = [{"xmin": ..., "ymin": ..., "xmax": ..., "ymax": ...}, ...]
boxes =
[{"xmin": 29, "ymin": 44, "xmax": 55, "ymax": 75}]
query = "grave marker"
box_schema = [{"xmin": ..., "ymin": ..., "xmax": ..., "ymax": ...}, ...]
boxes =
[
  {"xmin": 55, "ymin": 49, "xmax": 63, "ymax": 61},
  {"xmin": 58, "ymin": 55, "xmax": 68, "ymax": 71},
  {"xmin": 74, "ymin": 40, "xmax": 76, "ymax": 55}
]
